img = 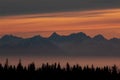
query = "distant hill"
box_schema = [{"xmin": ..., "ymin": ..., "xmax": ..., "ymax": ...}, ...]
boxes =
[{"xmin": 0, "ymin": 32, "xmax": 120, "ymax": 57}]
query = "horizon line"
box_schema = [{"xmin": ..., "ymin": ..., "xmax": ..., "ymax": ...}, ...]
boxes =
[{"xmin": 0, "ymin": 31, "xmax": 119, "ymax": 40}]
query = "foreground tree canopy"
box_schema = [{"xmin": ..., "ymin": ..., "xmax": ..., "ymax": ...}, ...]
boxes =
[{"xmin": 0, "ymin": 59, "xmax": 119, "ymax": 80}]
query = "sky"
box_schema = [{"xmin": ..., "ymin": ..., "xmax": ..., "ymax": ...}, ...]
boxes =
[{"xmin": 0, "ymin": 0, "xmax": 120, "ymax": 39}]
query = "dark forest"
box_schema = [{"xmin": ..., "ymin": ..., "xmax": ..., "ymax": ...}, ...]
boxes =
[{"xmin": 0, "ymin": 59, "xmax": 119, "ymax": 80}]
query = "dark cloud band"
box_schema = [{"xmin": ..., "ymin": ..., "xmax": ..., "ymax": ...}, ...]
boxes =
[{"xmin": 0, "ymin": 0, "xmax": 120, "ymax": 16}]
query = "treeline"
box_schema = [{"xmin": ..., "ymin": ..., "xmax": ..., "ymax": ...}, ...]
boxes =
[{"xmin": 0, "ymin": 59, "xmax": 120, "ymax": 80}]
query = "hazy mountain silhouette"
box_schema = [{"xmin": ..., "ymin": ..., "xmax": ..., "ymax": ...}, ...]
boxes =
[
  {"xmin": 0, "ymin": 32, "xmax": 120, "ymax": 57},
  {"xmin": 49, "ymin": 32, "xmax": 90, "ymax": 43},
  {"xmin": 93, "ymin": 34, "xmax": 107, "ymax": 41}
]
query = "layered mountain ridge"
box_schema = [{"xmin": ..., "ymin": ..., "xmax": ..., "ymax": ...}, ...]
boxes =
[{"xmin": 0, "ymin": 32, "xmax": 120, "ymax": 57}]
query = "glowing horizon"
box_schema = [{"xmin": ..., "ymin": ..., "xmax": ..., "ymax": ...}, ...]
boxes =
[{"xmin": 0, "ymin": 9, "xmax": 120, "ymax": 39}]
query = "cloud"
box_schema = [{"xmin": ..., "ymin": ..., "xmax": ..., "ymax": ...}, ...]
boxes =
[{"xmin": 0, "ymin": 0, "xmax": 120, "ymax": 16}]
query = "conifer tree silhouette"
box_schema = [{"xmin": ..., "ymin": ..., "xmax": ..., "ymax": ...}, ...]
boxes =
[
  {"xmin": 28, "ymin": 62, "xmax": 35, "ymax": 72},
  {"xmin": 17, "ymin": 59, "xmax": 23, "ymax": 72},
  {"xmin": 4, "ymin": 58, "xmax": 9, "ymax": 71},
  {"xmin": 0, "ymin": 60, "xmax": 119, "ymax": 80}
]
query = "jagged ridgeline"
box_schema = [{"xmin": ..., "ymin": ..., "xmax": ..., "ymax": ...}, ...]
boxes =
[
  {"xmin": 0, "ymin": 59, "xmax": 119, "ymax": 80},
  {"xmin": 0, "ymin": 32, "xmax": 120, "ymax": 56}
]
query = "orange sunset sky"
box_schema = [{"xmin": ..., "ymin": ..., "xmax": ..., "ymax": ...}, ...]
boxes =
[{"xmin": 0, "ymin": 9, "xmax": 120, "ymax": 39}]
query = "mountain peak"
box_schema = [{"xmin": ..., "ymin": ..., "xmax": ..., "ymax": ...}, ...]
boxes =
[
  {"xmin": 110, "ymin": 38, "xmax": 120, "ymax": 42},
  {"xmin": 78, "ymin": 32, "xmax": 86, "ymax": 35},
  {"xmin": 93, "ymin": 34, "xmax": 106, "ymax": 40},
  {"xmin": 1, "ymin": 35, "xmax": 21, "ymax": 40},
  {"xmin": 49, "ymin": 32, "xmax": 60, "ymax": 38},
  {"xmin": 70, "ymin": 32, "xmax": 86, "ymax": 36},
  {"xmin": 69, "ymin": 32, "xmax": 90, "ymax": 40},
  {"xmin": 29, "ymin": 35, "xmax": 45, "ymax": 42},
  {"xmin": 2, "ymin": 35, "xmax": 13, "ymax": 38},
  {"xmin": 77, "ymin": 32, "xmax": 88, "ymax": 37}
]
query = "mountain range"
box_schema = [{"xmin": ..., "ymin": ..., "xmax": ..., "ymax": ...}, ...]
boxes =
[{"xmin": 0, "ymin": 32, "xmax": 120, "ymax": 57}]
